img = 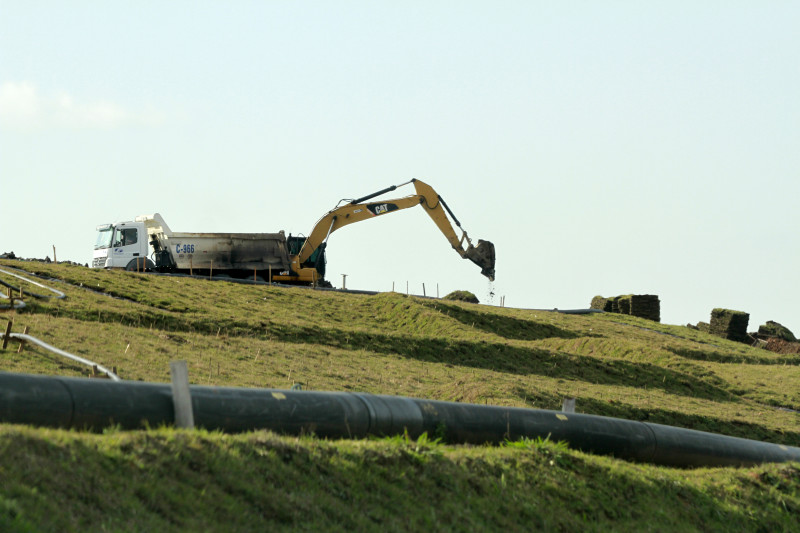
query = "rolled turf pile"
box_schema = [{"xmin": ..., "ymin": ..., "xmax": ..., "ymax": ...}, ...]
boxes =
[
  {"xmin": 617, "ymin": 295, "xmax": 631, "ymax": 315},
  {"xmin": 709, "ymin": 308, "xmax": 750, "ymax": 343},
  {"xmin": 590, "ymin": 296, "xmax": 612, "ymax": 312},
  {"xmin": 757, "ymin": 320, "xmax": 796, "ymax": 342},
  {"xmin": 629, "ymin": 295, "xmax": 660, "ymax": 322},
  {"xmin": 589, "ymin": 294, "xmax": 660, "ymax": 322}
]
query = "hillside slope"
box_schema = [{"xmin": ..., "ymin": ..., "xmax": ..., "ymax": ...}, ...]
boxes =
[{"xmin": 1, "ymin": 260, "xmax": 799, "ymax": 531}]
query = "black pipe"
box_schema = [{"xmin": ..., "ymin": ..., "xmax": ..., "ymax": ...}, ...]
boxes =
[{"xmin": 1, "ymin": 372, "xmax": 798, "ymax": 468}]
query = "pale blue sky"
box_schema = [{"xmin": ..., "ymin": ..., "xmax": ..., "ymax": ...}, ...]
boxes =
[{"xmin": 2, "ymin": 2, "xmax": 798, "ymax": 333}]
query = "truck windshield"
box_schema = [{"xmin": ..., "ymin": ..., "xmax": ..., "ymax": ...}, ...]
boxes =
[{"xmin": 95, "ymin": 228, "xmax": 114, "ymax": 249}]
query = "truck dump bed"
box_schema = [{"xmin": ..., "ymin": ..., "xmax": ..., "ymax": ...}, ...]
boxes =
[
  {"xmin": 136, "ymin": 214, "xmax": 290, "ymax": 272},
  {"xmin": 164, "ymin": 232, "xmax": 290, "ymax": 271}
]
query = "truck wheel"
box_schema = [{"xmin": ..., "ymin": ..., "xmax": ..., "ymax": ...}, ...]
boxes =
[{"xmin": 125, "ymin": 258, "xmax": 155, "ymax": 272}]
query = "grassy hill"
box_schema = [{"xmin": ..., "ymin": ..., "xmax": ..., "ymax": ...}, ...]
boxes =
[{"xmin": 1, "ymin": 260, "xmax": 799, "ymax": 531}]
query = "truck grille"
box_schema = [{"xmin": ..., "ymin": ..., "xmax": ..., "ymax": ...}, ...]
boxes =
[{"xmin": 92, "ymin": 257, "xmax": 107, "ymax": 268}]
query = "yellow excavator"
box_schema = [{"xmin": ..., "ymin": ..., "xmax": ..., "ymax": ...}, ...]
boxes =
[{"xmin": 271, "ymin": 179, "xmax": 496, "ymax": 285}]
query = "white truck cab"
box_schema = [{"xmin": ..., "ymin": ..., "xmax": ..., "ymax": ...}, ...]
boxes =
[
  {"xmin": 92, "ymin": 213, "xmax": 290, "ymax": 277},
  {"xmin": 92, "ymin": 220, "xmax": 152, "ymax": 270}
]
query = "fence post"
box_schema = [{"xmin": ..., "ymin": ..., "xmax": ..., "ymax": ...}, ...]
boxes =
[
  {"xmin": 562, "ymin": 398, "xmax": 576, "ymax": 413},
  {"xmin": 2, "ymin": 320, "xmax": 12, "ymax": 350},
  {"xmin": 170, "ymin": 361, "xmax": 195, "ymax": 429},
  {"xmin": 17, "ymin": 326, "xmax": 29, "ymax": 353}
]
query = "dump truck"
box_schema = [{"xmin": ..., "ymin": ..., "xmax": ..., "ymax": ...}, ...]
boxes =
[
  {"xmin": 92, "ymin": 213, "xmax": 294, "ymax": 279},
  {"xmin": 92, "ymin": 179, "xmax": 495, "ymax": 284}
]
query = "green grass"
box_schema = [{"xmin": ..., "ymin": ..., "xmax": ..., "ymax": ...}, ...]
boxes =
[{"xmin": 2, "ymin": 260, "xmax": 800, "ymax": 531}]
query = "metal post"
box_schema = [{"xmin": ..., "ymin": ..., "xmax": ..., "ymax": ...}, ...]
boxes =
[{"xmin": 341, "ymin": 274, "xmax": 347, "ymax": 290}]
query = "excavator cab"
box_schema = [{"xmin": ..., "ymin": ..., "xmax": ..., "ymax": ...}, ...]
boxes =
[{"xmin": 465, "ymin": 239, "xmax": 496, "ymax": 281}]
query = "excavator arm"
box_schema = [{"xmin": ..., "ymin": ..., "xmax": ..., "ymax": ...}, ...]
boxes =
[{"xmin": 274, "ymin": 179, "xmax": 495, "ymax": 285}]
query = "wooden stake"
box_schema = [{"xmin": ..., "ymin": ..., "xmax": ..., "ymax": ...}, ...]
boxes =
[
  {"xmin": 52, "ymin": 245, "xmax": 57, "ymax": 263},
  {"xmin": 422, "ymin": 283, "xmax": 426, "ymax": 297},
  {"xmin": 17, "ymin": 326, "xmax": 29, "ymax": 353},
  {"xmin": 2, "ymin": 320, "xmax": 12, "ymax": 350}
]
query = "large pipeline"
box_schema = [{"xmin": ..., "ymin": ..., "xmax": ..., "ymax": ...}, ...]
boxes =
[{"xmin": 1, "ymin": 372, "xmax": 798, "ymax": 468}]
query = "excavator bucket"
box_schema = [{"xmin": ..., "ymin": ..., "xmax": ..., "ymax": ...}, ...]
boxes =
[{"xmin": 465, "ymin": 239, "xmax": 496, "ymax": 281}]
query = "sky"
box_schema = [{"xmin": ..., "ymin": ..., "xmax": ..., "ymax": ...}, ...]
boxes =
[{"xmin": 1, "ymin": 2, "xmax": 798, "ymax": 334}]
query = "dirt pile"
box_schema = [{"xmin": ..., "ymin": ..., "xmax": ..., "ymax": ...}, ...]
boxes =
[
  {"xmin": 749, "ymin": 321, "xmax": 799, "ymax": 354},
  {"xmin": 763, "ymin": 338, "xmax": 800, "ymax": 355},
  {"xmin": 444, "ymin": 290, "xmax": 479, "ymax": 304}
]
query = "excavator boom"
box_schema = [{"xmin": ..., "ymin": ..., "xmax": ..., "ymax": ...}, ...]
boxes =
[{"xmin": 274, "ymin": 179, "xmax": 495, "ymax": 284}]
